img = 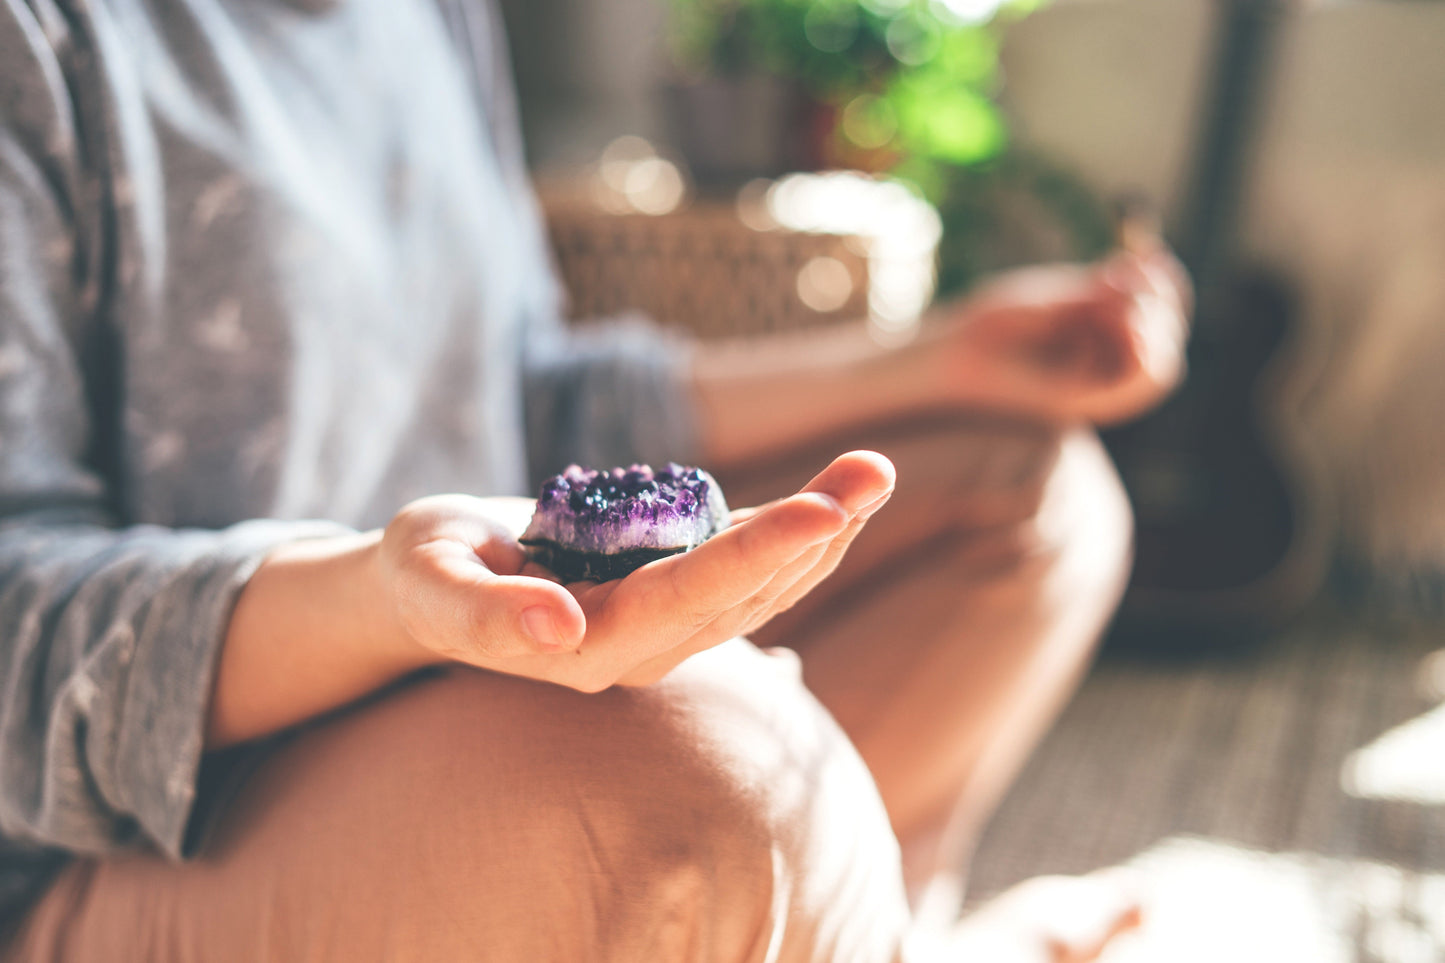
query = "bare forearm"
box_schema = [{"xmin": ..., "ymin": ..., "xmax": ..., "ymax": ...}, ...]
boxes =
[
  {"xmin": 205, "ymin": 463, "xmax": 896, "ymax": 748},
  {"xmin": 693, "ymin": 320, "xmax": 951, "ymax": 469},
  {"xmin": 692, "ymin": 249, "xmax": 1191, "ymax": 466},
  {"xmin": 207, "ymin": 530, "xmax": 438, "ymax": 749}
]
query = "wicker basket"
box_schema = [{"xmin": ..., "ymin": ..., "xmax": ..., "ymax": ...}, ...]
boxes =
[{"xmin": 540, "ymin": 188, "xmax": 871, "ymax": 340}]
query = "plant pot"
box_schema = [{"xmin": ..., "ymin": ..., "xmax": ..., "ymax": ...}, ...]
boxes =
[{"xmin": 663, "ymin": 75, "xmax": 827, "ymax": 188}]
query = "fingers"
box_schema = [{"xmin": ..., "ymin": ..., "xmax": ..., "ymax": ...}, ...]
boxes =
[
  {"xmin": 687, "ymin": 442, "xmax": 890, "ymax": 584},
  {"xmin": 468, "ymin": 452, "xmax": 896, "ymax": 691},
  {"xmin": 1099, "ymin": 248, "xmax": 1191, "ymax": 344},
  {"xmin": 724, "ymin": 503, "xmax": 772, "ymax": 527},
  {"xmin": 640, "ymin": 489, "xmax": 850, "ymax": 635},
  {"xmin": 754, "ymin": 451, "xmax": 895, "ymax": 620},
  {"xmin": 1097, "ymin": 252, "xmax": 1188, "ymax": 391},
  {"xmin": 614, "ymin": 453, "xmax": 896, "ymax": 682},
  {"xmin": 762, "ymin": 486, "xmax": 891, "ymax": 623},
  {"xmin": 1022, "ymin": 251, "xmax": 1187, "ymax": 419},
  {"xmin": 651, "ymin": 450, "xmax": 892, "ymax": 627},
  {"xmin": 385, "ymin": 495, "xmax": 595, "ymax": 660},
  {"xmin": 545, "ymin": 496, "xmax": 844, "ymax": 689},
  {"xmin": 1104, "ymin": 240, "xmax": 1193, "ymax": 317},
  {"xmin": 614, "ymin": 493, "xmax": 886, "ymax": 688},
  {"xmin": 799, "ymin": 448, "xmax": 897, "ymax": 509}
]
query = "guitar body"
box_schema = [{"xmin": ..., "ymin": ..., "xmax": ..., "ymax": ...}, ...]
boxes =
[{"xmin": 1105, "ymin": 271, "xmax": 1326, "ymax": 644}]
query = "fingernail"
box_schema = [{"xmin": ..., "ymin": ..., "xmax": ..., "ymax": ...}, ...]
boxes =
[{"xmin": 522, "ymin": 606, "xmax": 564, "ymax": 651}]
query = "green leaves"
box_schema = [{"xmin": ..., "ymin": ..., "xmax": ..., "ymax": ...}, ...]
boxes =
[
  {"xmin": 666, "ymin": 0, "xmax": 1013, "ymax": 168},
  {"xmin": 664, "ymin": 0, "xmax": 1107, "ymax": 299},
  {"xmin": 892, "ymin": 83, "xmax": 1005, "ymax": 165},
  {"xmin": 881, "ymin": 27, "xmax": 1004, "ymax": 167}
]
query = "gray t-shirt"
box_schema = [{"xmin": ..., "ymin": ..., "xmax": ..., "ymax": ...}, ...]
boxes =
[{"xmin": 0, "ymin": 0, "xmax": 697, "ymax": 929}]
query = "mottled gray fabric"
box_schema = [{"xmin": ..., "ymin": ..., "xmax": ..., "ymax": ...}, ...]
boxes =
[{"xmin": 0, "ymin": 0, "xmax": 697, "ymax": 931}]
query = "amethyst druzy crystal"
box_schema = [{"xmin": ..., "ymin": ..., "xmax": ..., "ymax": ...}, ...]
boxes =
[{"xmin": 520, "ymin": 463, "xmax": 730, "ymax": 582}]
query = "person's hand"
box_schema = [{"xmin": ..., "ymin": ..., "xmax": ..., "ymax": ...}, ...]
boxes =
[
  {"xmin": 934, "ymin": 245, "xmax": 1191, "ymax": 426},
  {"xmin": 376, "ymin": 451, "xmax": 895, "ymax": 692}
]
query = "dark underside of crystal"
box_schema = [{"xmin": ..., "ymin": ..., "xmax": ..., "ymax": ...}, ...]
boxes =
[{"xmin": 520, "ymin": 539, "xmax": 689, "ymax": 583}]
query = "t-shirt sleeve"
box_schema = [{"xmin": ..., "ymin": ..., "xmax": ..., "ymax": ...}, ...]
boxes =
[
  {"xmin": 0, "ymin": 2, "xmax": 345, "ymax": 861},
  {"xmin": 519, "ymin": 311, "xmax": 701, "ymax": 483}
]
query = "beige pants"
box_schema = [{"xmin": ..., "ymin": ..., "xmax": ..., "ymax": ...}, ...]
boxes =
[
  {"xmin": 9, "ymin": 644, "xmax": 913, "ymax": 963},
  {"xmin": 7, "ymin": 426, "xmax": 1130, "ymax": 962}
]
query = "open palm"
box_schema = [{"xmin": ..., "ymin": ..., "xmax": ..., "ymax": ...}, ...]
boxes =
[{"xmin": 380, "ymin": 451, "xmax": 895, "ymax": 691}]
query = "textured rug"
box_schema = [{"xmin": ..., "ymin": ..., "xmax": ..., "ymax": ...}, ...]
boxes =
[{"xmin": 966, "ymin": 604, "xmax": 1445, "ymax": 962}]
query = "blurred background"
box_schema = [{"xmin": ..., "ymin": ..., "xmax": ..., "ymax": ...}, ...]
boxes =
[{"xmin": 497, "ymin": 0, "xmax": 1445, "ymax": 957}]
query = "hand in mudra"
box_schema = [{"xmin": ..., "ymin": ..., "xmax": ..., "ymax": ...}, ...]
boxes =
[
  {"xmin": 377, "ymin": 451, "xmax": 895, "ymax": 692},
  {"xmin": 937, "ymin": 245, "xmax": 1192, "ymax": 426}
]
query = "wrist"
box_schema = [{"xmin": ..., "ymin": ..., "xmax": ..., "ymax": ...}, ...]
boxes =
[
  {"xmin": 209, "ymin": 530, "xmax": 441, "ymax": 748},
  {"xmin": 252, "ymin": 529, "xmax": 441, "ymax": 674},
  {"xmin": 918, "ymin": 305, "xmax": 1064, "ymax": 421}
]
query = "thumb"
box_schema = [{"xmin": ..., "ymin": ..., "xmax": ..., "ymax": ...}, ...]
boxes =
[
  {"xmin": 1096, "ymin": 253, "xmax": 1188, "ymax": 389},
  {"xmin": 408, "ymin": 544, "xmax": 588, "ymax": 659},
  {"xmin": 473, "ymin": 573, "xmax": 587, "ymax": 657}
]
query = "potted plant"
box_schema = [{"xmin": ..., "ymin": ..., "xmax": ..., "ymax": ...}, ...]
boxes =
[{"xmin": 663, "ymin": 0, "xmax": 1112, "ymax": 295}]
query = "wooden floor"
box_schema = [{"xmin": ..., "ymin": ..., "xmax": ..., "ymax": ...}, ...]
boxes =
[{"xmin": 966, "ymin": 603, "xmax": 1445, "ymax": 962}]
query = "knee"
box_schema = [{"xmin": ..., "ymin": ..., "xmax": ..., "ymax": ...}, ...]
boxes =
[
  {"xmin": 954, "ymin": 428, "xmax": 1132, "ymax": 618},
  {"xmin": 1034, "ymin": 429, "xmax": 1133, "ymax": 591},
  {"xmin": 883, "ymin": 416, "xmax": 1064, "ymax": 532},
  {"xmin": 354, "ymin": 642, "xmax": 910, "ymax": 959},
  {"xmin": 885, "ymin": 420, "xmax": 1130, "ymax": 586}
]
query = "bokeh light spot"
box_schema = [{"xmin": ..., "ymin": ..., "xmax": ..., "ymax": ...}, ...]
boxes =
[
  {"xmin": 841, "ymin": 94, "xmax": 899, "ymax": 150},
  {"xmin": 885, "ymin": 13, "xmax": 943, "ymax": 66},
  {"xmin": 804, "ymin": 4, "xmax": 860, "ymax": 54},
  {"xmin": 796, "ymin": 256, "xmax": 855, "ymax": 313}
]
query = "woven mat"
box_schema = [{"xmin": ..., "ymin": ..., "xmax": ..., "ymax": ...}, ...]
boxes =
[{"xmin": 966, "ymin": 605, "xmax": 1445, "ymax": 961}]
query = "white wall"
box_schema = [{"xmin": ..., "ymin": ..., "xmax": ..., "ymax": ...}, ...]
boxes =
[{"xmin": 501, "ymin": 0, "xmax": 670, "ymax": 167}]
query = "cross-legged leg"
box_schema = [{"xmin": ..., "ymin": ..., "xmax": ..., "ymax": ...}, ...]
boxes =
[
  {"xmin": 6, "ymin": 420, "xmax": 1131, "ymax": 963},
  {"xmin": 720, "ymin": 418, "xmax": 1132, "ymax": 911},
  {"xmin": 6, "ymin": 642, "xmax": 913, "ymax": 963}
]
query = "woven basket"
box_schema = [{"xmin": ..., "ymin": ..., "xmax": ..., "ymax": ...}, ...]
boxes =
[{"xmin": 540, "ymin": 188, "xmax": 871, "ymax": 340}]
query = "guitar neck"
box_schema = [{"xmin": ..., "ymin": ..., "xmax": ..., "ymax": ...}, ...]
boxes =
[{"xmin": 1177, "ymin": 0, "xmax": 1296, "ymax": 310}]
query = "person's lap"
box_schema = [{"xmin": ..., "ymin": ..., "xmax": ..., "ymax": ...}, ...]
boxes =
[
  {"xmin": 6, "ymin": 416, "xmax": 1131, "ymax": 962},
  {"xmin": 6, "ymin": 641, "xmax": 912, "ymax": 963}
]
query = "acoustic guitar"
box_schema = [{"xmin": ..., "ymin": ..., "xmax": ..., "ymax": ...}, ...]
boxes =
[{"xmin": 1102, "ymin": 0, "xmax": 1331, "ymax": 647}]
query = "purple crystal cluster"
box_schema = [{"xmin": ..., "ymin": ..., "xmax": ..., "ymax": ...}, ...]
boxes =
[{"xmin": 520, "ymin": 463, "xmax": 730, "ymax": 581}]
